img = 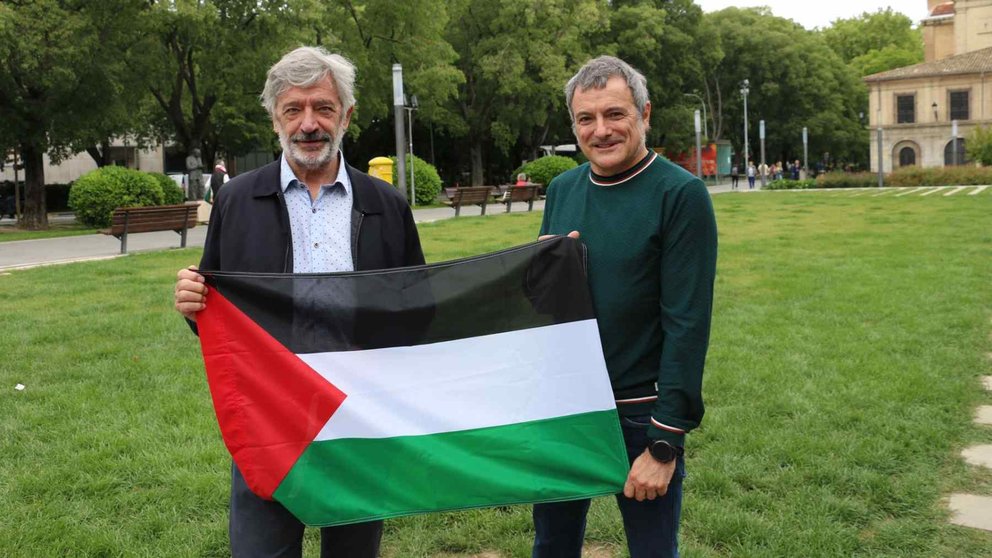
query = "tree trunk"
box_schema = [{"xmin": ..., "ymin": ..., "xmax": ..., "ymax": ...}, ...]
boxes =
[
  {"xmin": 470, "ymin": 142, "xmax": 484, "ymax": 186},
  {"xmin": 85, "ymin": 139, "xmax": 113, "ymax": 167},
  {"xmin": 19, "ymin": 143, "xmax": 47, "ymax": 230}
]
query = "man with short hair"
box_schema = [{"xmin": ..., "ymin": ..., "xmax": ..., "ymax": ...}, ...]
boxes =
[
  {"xmin": 173, "ymin": 46, "xmax": 424, "ymax": 558},
  {"xmin": 534, "ymin": 55, "xmax": 717, "ymax": 558}
]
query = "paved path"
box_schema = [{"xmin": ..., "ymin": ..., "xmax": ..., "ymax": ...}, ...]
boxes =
[
  {"xmin": 0, "ymin": 181, "xmax": 734, "ymax": 272},
  {"xmin": 948, "ymin": 374, "xmax": 992, "ymax": 532}
]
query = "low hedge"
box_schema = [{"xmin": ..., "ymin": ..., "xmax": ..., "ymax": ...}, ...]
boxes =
[
  {"xmin": 514, "ymin": 156, "xmax": 578, "ymax": 192},
  {"xmin": 886, "ymin": 165, "xmax": 992, "ymax": 186},
  {"xmin": 148, "ymin": 172, "xmax": 185, "ymax": 204},
  {"xmin": 815, "ymin": 172, "xmax": 878, "ymax": 189},
  {"xmin": 765, "ymin": 179, "xmax": 816, "ymax": 190},
  {"xmin": 389, "ymin": 154, "xmax": 442, "ymax": 205},
  {"xmin": 69, "ymin": 167, "xmax": 165, "ymax": 227}
]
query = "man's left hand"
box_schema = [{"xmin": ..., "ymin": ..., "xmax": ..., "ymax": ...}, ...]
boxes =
[{"xmin": 623, "ymin": 449, "xmax": 677, "ymax": 501}]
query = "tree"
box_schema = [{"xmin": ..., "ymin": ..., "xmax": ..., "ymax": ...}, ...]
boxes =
[
  {"xmin": 129, "ymin": 1, "xmax": 307, "ymax": 173},
  {"xmin": 966, "ymin": 125, "xmax": 992, "ymax": 166},
  {"xmin": 443, "ymin": 0, "xmax": 606, "ymax": 185},
  {"xmin": 703, "ymin": 8, "xmax": 868, "ymax": 168},
  {"xmin": 821, "ymin": 8, "xmax": 923, "ymax": 76},
  {"xmin": 0, "ymin": 0, "xmax": 147, "ymax": 229}
]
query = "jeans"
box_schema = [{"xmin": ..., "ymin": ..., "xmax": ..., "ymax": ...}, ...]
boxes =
[
  {"xmin": 532, "ymin": 415, "xmax": 686, "ymax": 558},
  {"xmin": 229, "ymin": 463, "xmax": 383, "ymax": 558},
  {"xmin": 747, "ymin": 176, "xmax": 756, "ymax": 189}
]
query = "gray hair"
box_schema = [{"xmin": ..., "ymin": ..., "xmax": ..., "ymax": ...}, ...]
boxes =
[
  {"xmin": 261, "ymin": 46, "xmax": 356, "ymax": 116},
  {"xmin": 564, "ymin": 56, "xmax": 649, "ymax": 120}
]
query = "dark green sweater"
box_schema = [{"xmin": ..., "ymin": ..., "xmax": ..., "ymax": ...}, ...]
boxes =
[{"xmin": 540, "ymin": 152, "xmax": 717, "ymax": 446}]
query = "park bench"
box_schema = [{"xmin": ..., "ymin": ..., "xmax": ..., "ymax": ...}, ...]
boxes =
[
  {"xmin": 99, "ymin": 203, "xmax": 199, "ymax": 254},
  {"xmin": 499, "ymin": 185, "xmax": 540, "ymax": 213},
  {"xmin": 443, "ymin": 186, "xmax": 494, "ymax": 217}
]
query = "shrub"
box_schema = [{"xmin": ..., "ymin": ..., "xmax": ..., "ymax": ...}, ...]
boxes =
[
  {"xmin": 515, "ymin": 156, "xmax": 578, "ymax": 191},
  {"xmin": 886, "ymin": 165, "xmax": 992, "ymax": 186},
  {"xmin": 765, "ymin": 179, "xmax": 816, "ymax": 190},
  {"xmin": 390, "ymin": 154, "xmax": 442, "ymax": 205},
  {"xmin": 69, "ymin": 166, "xmax": 164, "ymax": 227},
  {"xmin": 816, "ymin": 172, "xmax": 878, "ymax": 189},
  {"xmin": 149, "ymin": 172, "xmax": 185, "ymax": 204}
]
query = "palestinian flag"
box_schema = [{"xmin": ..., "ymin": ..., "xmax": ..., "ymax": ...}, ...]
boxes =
[{"xmin": 197, "ymin": 237, "xmax": 628, "ymax": 526}]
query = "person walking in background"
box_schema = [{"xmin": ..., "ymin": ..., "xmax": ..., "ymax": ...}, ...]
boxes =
[
  {"xmin": 774, "ymin": 161, "xmax": 783, "ymax": 181},
  {"xmin": 730, "ymin": 163, "xmax": 739, "ymax": 190},
  {"xmin": 747, "ymin": 160, "xmax": 756, "ymax": 189},
  {"xmin": 534, "ymin": 55, "xmax": 717, "ymax": 558},
  {"xmin": 209, "ymin": 160, "xmax": 229, "ymax": 200},
  {"xmin": 792, "ymin": 159, "xmax": 801, "ymax": 180}
]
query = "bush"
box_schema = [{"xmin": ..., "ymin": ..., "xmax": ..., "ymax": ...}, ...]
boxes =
[
  {"xmin": 69, "ymin": 166, "xmax": 164, "ymax": 227},
  {"xmin": 515, "ymin": 156, "xmax": 578, "ymax": 191},
  {"xmin": 815, "ymin": 172, "xmax": 878, "ymax": 189},
  {"xmin": 390, "ymin": 154, "xmax": 442, "ymax": 205},
  {"xmin": 149, "ymin": 172, "xmax": 185, "ymax": 204},
  {"xmin": 765, "ymin": 179, "xmax": 816, "ymax": 190},
  {"xmin": 886, "ymin": 165, "xmax": 992, "ymax": 186}
]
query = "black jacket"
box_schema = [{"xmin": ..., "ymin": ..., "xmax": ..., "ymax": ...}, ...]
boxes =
[{"xmin": 199, "ymin": 159, "xmax": 424, "ymax": 273}]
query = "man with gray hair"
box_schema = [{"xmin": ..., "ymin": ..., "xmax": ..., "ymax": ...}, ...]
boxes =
[
  {"xmin": 173, "ymin": 46, "xmax": 424, "ymax": 557},
  {"xmin": 534, "ymin": 55, "xmax": 717, "ymax": 557}
]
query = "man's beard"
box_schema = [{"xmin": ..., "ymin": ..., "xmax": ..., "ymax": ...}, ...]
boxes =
[{"xmin": 279, "ymin": 127, "xmax": 343, "ymax": 171}]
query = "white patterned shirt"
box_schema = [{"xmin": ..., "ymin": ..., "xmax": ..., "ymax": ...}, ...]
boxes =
[{"xmin": 280, "ymin": 153, "xmax": 354, "ymax": 273}]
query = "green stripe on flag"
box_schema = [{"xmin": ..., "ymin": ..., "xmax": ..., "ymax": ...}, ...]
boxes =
[{"xmin": 274, "ymin": 410, "xmax": 628, "ymax": 526}]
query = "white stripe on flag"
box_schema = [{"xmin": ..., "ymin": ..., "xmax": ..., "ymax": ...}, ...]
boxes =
[{"xmin": 299, "ymin": 320, "xmax": 614, "ymax": 441}]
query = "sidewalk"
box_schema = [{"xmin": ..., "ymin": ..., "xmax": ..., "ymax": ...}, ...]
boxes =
[{"xmin": 0, "ymin": 181, "xmax": 732, "ymax": 272}]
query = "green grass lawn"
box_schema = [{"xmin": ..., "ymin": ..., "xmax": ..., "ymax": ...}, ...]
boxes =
[{"xmin": 1, "ymin": 192, "xmax": 990, "ymax": 557}]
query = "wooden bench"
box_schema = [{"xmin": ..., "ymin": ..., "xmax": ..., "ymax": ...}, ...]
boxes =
[
  {"xmin": 499, "ymin": 185, "xmax": 540, "ymax": 213},
  {"xmin": 99, "ymin": 203, "xmax": 199, "ymax": 254},
  {"xmin": 443, "ymin": 187, "xmax": 494, "ymax": 217}
]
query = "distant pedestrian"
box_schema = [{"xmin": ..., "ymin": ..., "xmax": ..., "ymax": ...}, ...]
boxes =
[
  {"xmin": 209, "ymin": 160, "xmax": 229, "ymax": 200},
  {"xmin": 747, "ymin": 161, "xmax": 756, "ymax": 189},
  {"xmin": 791, "ymin": 160, "xmax": 800, "ymax": 180},
  {"xmin": 774, "ymin": 161, "xmax": 783, "ymax": 181},
  {"xmin": 730, "ymin": 163, "xmax": 739, "ymax": 189}
]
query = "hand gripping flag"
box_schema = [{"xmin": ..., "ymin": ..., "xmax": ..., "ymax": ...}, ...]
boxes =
[{"xmin": 196, "ymin": 237, "xmax": 628, "ymax": 526}]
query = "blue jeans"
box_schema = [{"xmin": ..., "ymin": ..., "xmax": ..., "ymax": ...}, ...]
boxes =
[
  {"xmin": 532, "ymin": 415, "xmax": 686, "ymax": 558},
  {"xmin": 229, "ymin": 463, "xmax": 383, "ymax": 558}
]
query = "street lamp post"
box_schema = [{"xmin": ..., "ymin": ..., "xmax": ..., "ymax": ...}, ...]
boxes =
[
  {"xmin": 952, "ymin": 119, "xmax": 959, "ymax": 167},
  {"xmin": 802, "ymin": 127, "xmax": 808, "ymax": 179},
  {"xmin": 740, "ymin": 80, "xmax": 750, "ymax": 171},
  {"xmin": 392, "ymin": 64, "xmax": 407, "ymax": 199},
  {"xmin": 694, "ymin": 110, "xmax": 703, "ymax": 179},
  {"xmin": 759, "ymin": 119, "xmax": 766, "ymax": 188},
  {"xmin": 405, "ymin": 95, "xmax": 419, "ymax": 206},
  {"xmin": 684, "ymin": 92, "xmax": 708, "ymax": 140}
]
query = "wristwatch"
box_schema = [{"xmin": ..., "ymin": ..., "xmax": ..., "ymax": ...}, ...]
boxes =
[{"xmin": 648, "ymin": 440, "xmax": 684, "ymax": 464}]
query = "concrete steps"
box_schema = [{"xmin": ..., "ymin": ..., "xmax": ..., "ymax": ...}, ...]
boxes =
[{"xmin": 949, "ymin": 376, "xmax": 992, "ymax": 532}]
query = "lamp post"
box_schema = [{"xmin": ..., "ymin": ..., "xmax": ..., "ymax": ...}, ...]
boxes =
[
  {"xmin": 405, "ymin": 95, "xmax": 419, "ymax": 206},
  {"xmin": 694, "ymin": 110, "xmax": 703, "ymax": 179},
  {"xmin": 952, "ymin": 119, "xmax": 959, "ymax": 167},
  {"xmin": 759, "ymin": 119, "xmax": 766, "ymax": 188},
  {"xmin": 802, "ymin": 127, "xmax": 808, "ymax": 179},
  {"xmin": 392, "ymin": 64, "xmax": 407, "ymax": 199},
  {"xmin": 684, "ymin": 92, "xmax": 708, "ymax": 140},
  {"xmin": 740, "ymin": 79, "xmax": 750, "ymax": 171}
]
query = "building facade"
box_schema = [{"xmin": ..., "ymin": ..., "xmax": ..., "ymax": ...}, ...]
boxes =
[{"xmin": 865, "ymin": 0, "xmax": 992, "ymax": 172}]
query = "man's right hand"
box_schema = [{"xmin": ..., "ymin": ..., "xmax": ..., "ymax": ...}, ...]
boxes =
[
  {"xmin": 174, "ymin": 266, "xmax": 207, "ymax": 322},
  {"xmin": 538, "ymin": 230, "xmax": 580, "ymax": 241}
]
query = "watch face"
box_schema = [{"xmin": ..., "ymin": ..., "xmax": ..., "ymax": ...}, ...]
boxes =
[{"xmin": 649, "ymin": 441, "xmax": 676, "ymax": 463}]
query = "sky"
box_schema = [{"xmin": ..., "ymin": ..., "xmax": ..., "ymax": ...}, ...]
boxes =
[{"xmin": 694, "ymin": 0, "xmax": 933, "ymax": 30}]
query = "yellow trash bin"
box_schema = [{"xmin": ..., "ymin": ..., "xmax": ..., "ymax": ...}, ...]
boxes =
[{"xmin": 368, "ymin": 156, "xmax": 393, "ymax": 185}]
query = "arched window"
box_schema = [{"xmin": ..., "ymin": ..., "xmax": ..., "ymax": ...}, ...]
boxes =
[
  {"xmin": 944, "ymin": 139, "xmax": 968, "ymax": 166},
  {"xmin": 898, "ymin": 146, "xmax": 916, "ymax": 167}
]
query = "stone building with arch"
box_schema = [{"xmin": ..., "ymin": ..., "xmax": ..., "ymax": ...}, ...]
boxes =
[{"xmin": 865, "ymin": 0, "xmax": 992, "ymax": 172}]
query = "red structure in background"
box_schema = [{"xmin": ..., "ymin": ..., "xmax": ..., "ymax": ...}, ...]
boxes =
[{"xmin": 659, "ymin": 145, "xmax": 717, "ymax": 177}]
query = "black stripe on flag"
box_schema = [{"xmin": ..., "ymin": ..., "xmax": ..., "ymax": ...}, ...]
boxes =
[{"xmin": 202, "ymin": 237, "xmax": 594, "ymax": 354}]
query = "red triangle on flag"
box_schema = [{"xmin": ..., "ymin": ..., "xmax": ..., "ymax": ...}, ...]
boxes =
[{"xmin": 197, "ymin": 289, "xmax": 346, "ymax": 500}]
